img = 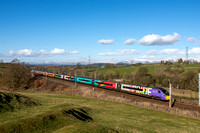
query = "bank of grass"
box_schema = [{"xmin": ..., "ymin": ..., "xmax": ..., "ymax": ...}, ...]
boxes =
[
  {"xmin": 165, "ymin": 87, "xmax": 199, "ymax": 100},
  {"xmin": 0, "ymin": 91, "xmax": 40, "ymax": 113},
  {"xmin": 0, "ymin": 91, "xmax": 200, "ymax": 132},
  {"xmin": 86, "ymin": 64, "xmax": 199, "ymax": 76}
]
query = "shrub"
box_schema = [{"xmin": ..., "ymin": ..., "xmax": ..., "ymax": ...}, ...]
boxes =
[{"xmin": 3, "ymin": 63, "xmax": 32, "ymax": 90}]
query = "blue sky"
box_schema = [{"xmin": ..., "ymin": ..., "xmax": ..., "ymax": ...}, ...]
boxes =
[{"xmin": 0, "ymin": 0, "xmax": 200, "ymax": 64}]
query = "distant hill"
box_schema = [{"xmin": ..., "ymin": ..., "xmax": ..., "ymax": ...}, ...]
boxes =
[
  {"xmin": 116, "ymin": 62, "xmax": 130, "ymax": 65},
  {"xmin": 92, "ymin": 63, "xmax": 113, "ymax": 67}
]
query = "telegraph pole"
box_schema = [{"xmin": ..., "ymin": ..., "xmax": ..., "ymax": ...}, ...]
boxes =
[
  {"xmin": 169, "ymin": 79, "xmax": 171, "ymax": 108},
  {"xmin": 186, "ymin": 46, "xmax": 188, "ymax": 62},
  {"xmin": 88, "ymin": 56, "xmax": 90, "ymax": 67},
  {"xmin": 199, "ymin": 73, "xmax": 200, "ymax": 106},
  {"xmin": 94, "ymin": 71, "xmax": 96, "ymax": 80},
  {"xmin": 44, "ymin": 61, "xmax": 48, "ymax": 87},
  {"xmin": 75, "ymin": 72, "xmax": 77, "ymax": 87}
]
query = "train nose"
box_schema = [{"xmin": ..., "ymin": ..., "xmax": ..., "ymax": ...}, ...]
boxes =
[{"xmin": 166, "ymin": 96, "xmax": 170, "ymax": 100}]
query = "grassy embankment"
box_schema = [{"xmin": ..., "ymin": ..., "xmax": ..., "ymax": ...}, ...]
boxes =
[
  {"xmin": 86, "ymin": 64, "xmax": 199, "ymax": 75},
  {"xmin": 0, "ymin": 90, "xmax": 200, "ymax": 133}
]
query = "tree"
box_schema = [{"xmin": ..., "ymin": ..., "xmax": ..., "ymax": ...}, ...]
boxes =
[
  {"xmin": 160, "ymin": 60, "xmax": 164, "ymax": 64},
  {"xmin": 76, "ymin": 62, "xmax": 81, "ymax": 69},
  {"xmin": 11, "ymin": 58, "xmax": 20, "ymax": 64},
  {"xmin": 125, "ymin": 66, "xmax": 151, "ymax": 85},
  {"xmin": 3, "ymin": 63, "xmax": 32, "ymax": 90},
  {"xmin": 177, "ymin": 58, "xmax": 183, "ymax": 64}
]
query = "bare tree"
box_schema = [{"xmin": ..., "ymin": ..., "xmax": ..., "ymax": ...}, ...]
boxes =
[{"xmin": 3, "ymin": 63, "xmax": 32, "ymax": 90}]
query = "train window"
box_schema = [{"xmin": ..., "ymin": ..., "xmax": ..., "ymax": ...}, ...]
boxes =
[
  {"xmin": 102, "ymin": 83, "xmax": 113, "ymax": 86},
  {"xmin": 123, "ymin": 86, "xmax": 143, "ymax": 91},
  {"xmin": 78, "ymin": 78, "xmax": 91, "ymax": 82}
]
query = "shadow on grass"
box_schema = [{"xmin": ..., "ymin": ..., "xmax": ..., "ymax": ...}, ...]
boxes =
[
  {"xmin": 62, "ymin": 108, "xmax": 93, "ymax": 122},
  {"xmin": 0, "ymin": 106, "xmax": 117, "ymax": 133}
]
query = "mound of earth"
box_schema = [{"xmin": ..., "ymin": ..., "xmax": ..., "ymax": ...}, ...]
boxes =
[
  {"xmin": 0, "ymin": 91, "xmax": 40, "ymax": 112},
  {"xmin": 0, "ymin": 106, "xmax": 117, "ymax": 133}
]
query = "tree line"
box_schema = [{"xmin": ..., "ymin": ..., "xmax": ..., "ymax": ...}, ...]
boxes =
[{"xmin": 1, "ymin": 61, "xmax": 200, "ymax": 92}]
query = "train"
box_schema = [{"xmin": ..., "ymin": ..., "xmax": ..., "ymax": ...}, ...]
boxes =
[{"xmin": 33, "ymin": 70, "xmax": 170, "ymax": 101}]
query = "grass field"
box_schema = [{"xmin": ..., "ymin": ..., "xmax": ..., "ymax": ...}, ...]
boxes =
[
  {"xmin": 0, "ymin": 91, "xmax": 200, "ymax": 133},
  {"xmin": 86, "ymin": 64, "xmax": 199, "ymax": 76}
]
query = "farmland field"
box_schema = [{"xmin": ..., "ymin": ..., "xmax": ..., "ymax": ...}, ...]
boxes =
[
  {"xmin": 0, "ymin": 90, "xmax": 200, "ymax": 133},
  {"xmin": 86, "ymin": 64, "xmax": 199, "ymax": 75}
]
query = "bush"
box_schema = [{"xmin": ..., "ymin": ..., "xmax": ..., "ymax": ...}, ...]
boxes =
[{"xmin": 3, "ymin": 63, "xmax": 32, "ymax": 90}]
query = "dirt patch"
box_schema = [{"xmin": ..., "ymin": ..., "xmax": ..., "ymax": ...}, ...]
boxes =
[{"xmin": 30, "ymin": 76, "xmax": 76, "ymax": 94}]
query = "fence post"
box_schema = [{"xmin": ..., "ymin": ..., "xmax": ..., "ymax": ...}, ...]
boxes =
[
  {"xmin": 169, "ymin": 79, "xmax": 171, "ymax": 108},
  {"xmin": 75, "ymin": 72, "xmax": 77, "ymax": 87},
  {"xmin": 199, "ymin": 73, "xmax": 200, "ymax": 106}
]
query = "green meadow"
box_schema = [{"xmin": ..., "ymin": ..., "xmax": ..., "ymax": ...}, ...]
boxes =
[
  {"xmin": 86, "ymin": 64, "xmax": 199, "ymax": 75},
  {"xmin": 0, "ymin": 91, "xmax": 200, "ymax": 133}
]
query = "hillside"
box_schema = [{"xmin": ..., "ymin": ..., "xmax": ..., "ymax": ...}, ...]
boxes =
[
  {"xmin": 0, "ymin": 91, "xmax": 40, "ymax": 113},
  {"xmin": 0, "ymin": 91, "xmax": 200, "ymax": 132},
  {"xmin": 86, "ymin": 64, "xmax": 199, "ymax": 75}
]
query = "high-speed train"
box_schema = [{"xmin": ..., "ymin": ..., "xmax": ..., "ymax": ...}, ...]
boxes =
[{"xmin": 33, "ymin": 70, "xmax": 170, "ymax": 101}]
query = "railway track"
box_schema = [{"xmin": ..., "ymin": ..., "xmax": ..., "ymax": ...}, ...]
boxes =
[{"xmin": 41, "ymin": 76, "xmax": 200, "ymax": 112}]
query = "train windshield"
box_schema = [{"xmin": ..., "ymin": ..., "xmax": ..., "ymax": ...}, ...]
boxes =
[
  {"xmin": 161, "ymin": 89, "xmax": 169, "ymax": 96},
  {"xmin": 154, "ymin": 87, "xmax": 170, "ymax": 96}
]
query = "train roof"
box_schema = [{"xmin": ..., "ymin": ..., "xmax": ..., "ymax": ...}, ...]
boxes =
[
  {"xmin": 153, "ymin": 87, "xmax": 166, "ymax": 90},
  {"xmin": 121, "ymin": 83, "xmax": 150, "ymax": 87}
]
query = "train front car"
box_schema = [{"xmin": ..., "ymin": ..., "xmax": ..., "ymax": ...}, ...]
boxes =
[{"xmin": 150, "ymin": 87, "xmax": 170, "ymax": 100}]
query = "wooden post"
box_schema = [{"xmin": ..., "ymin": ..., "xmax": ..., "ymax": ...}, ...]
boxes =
[
  {"xmin": 169, "ymin": 79, "xmax": 171, "ymax": 108},
  {"xmin": 75, "ymin": 72, "xmax": 77, "ymax": 87},
  {"xmin": 199, "ymin": 73, "xmax": 200, "ymax": 106}
]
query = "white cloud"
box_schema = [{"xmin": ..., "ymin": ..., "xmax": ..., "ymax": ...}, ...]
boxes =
[
  {"xmin": 187, "ymin": 37, "xmax": 196, "ymax": 42},
  {"xmin": 124, "ymin": 39, "xmax": 136, "ymax": 45},
  {"xmin": 18, "ymin": 49, "xmax": 33, "ymax": 55},
  {"xmin": 147, "ymin": 50, "xmax": 159, "ymax": 55},
  {"xmin": 138, "ymin": 32, "xmax": 180, "ymax": 45},
  {"xmin": 7, "ymin": 48, "xmax": 79, "ymax": 57},
  {"xmin": 189, "ymin": 47, "xmax": 200, "ymax": 54},
  {"xmin": 148, "ymin": 48, "xmax": 184, "ymax": 55},
  {"xmin": 99, "ymin": 52, "xmax": 117, "ymax": 56},
  {"xmin": 98, "ymin": 39, "xmax": 114, "ymax": 44},
  {"xmin": 0, "ymin": 53, "xmax": 4, "ymax": 57},
  {"xmin": 69, "ymin": 51, "xmax": 80, "ymax": 54},
  {"xmin": 159, "ymin": 49, "xmax": 180, "ymax": 54},
  {"xmin": 39, "ymin": 49, "xmax": 48, "ymax": 55},
  {"xmin": 50, "ymin": 48, "xmax": 66, "ymax": 55},
  {"xmin": 8, "ymin": 49, "xmax": 34, "ymax": 56},
  {"xmin": 99, "ymin": 49, "xmax": 140, "ymax": 56}
]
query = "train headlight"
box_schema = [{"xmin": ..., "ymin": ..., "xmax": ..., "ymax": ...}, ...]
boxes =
[{"xmin": 166, "ymin": 96, "xmax": 170, "ymax": 100}]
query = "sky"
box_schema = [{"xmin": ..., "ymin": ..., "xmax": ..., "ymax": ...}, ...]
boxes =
[{"xmin": 0, "ymin": 0, "xmax": 200, "ymax": 64}]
